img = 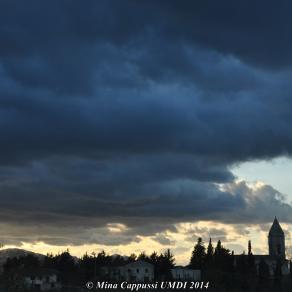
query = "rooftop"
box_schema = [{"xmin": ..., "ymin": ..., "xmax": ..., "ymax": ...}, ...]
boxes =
[{"xmin": 268, "ymin": 217, "xmax": 284, "ymax": 236}]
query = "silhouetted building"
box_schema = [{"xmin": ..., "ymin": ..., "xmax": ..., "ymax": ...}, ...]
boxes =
[
  {"xmin": 124, "ymin": 261, "xmax": 154, "ymax": 282},
  {"xmin": 101, "ymin": 260, "xmax": 154, "ymax": 282},
  {"xmin": 171, "ymin": 267, "xmax": 201, "ymax": 280},
  {"xmin": 234, "ymin": 217, "xmax": 290, "ymax": 276},
  {"xmin": 268, "ymin": 217, "xmax": 285, "ymax": 259},
  {"xmin": 22, "ymin": 268, "xmax": 61, "ymax": 291}
]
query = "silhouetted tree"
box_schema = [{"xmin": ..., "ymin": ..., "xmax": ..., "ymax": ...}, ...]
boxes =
[
  {"xmin": 164, "ymin": 249, "xmax": 175, "ymax": 267},
  {"xmin": 149, "ymin": 251, "xmax": 159, "ymax": 279},
  {"xmin": 248, "ymin": 240, "xmax": 252, "ymax": 255},
  {"xmin": 129, "ymin": 253, "xmax": 137, "ymax": 262},
  {"xmin": 138, "ymin": 251, "xmax": 148, "ymax": 261},
  {"xmin": 97, "ymin": 250, "xmax": 108, "ymax": 266},
  {"xmin": 43, "ymin": 253, "xmax": 55, "ymax": 269},
  {"xmin": 79, "ymin": 252, "xmax": 94, "ymax": 282},
  {"xmin": 54, "ymin": 250, "xmax": 77, "ymax": 284},
  {"xmin": 190, "ymin": 237, "xmax": 206, "ymax": 269},
  {"xmin": 214, "ymin": 240, "xmax": 232, "ymax": 271},
  {"xmin": 215, "ymin": 240, "xmax": 222, "ymax": 253},
  {"xmin": 156, "ymin": 249, "xmax": 175, "ymax": 280},
  {"xmin": 247, "ymin": 240, "xmax": 255, "ymax": 271},
  {"xmin": 205, "ymin": 238, "xmax": 214, "ymax": 267},
  {"xmin": 150, "ymin": 251, "xmax": 158, "ymax": 265}
]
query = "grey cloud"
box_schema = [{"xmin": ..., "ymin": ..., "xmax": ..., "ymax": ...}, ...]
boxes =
[
  {"xmin": 152, "ymin": 234, "xmax": 175, "ymax": 246},
  {"xmin": 0, "ymin": 162, "xmax": 291, "ymax": 247},
  {"xmin": 0, "ymin": 1, "xmax": 292, "ymax": 246},
  {"xmin": 185, "ymin": 227, "xmax": 228, "ymax": 243}
]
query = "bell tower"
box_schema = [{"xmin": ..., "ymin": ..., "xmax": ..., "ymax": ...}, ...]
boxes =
[{"xmin": 268, "ymin": 217, "xmax": 285, "ymax": 259}]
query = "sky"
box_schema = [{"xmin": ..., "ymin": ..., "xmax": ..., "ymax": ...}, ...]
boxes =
[{"xmin": 1, "ymin": 0, "xmax": 292, "ymax": 264}]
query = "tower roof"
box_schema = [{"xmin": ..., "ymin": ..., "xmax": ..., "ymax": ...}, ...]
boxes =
[{"xmin": 268, "ymin": 217, "xmax": 284, "ymax": 236}]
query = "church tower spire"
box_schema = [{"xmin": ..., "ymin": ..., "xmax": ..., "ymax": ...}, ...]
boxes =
[{"xmin": 268, "ymin": 217, "xmax": 285, "ymax": 259}]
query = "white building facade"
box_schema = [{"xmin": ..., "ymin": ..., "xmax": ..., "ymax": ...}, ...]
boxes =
[
  {"xmin": 101, "ymin": 260, "xmax": 154, "ymax": 282},
  {"xmin": 23, "ymin": 270, "xmax": 62, "ymax": 291},
  {"xmin": 171, "ymin": 267, "xmax": 201, "ymax": 281},
  {"xmin": 124, "ymin": 260, "xmax": 154, "ymax": 282}
]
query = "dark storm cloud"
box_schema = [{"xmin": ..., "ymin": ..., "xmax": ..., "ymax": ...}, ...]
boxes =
[
  {"xmin": 0, "ymin": 170, "xmax": 292, "ymax": 246},
  {"xmin": 1, "ymin": 1, "xmax": 292, "ymax": 78},
  {"xmin": 1, "ymin": 0, "xmax": 292, "ymax": 164},
  {"xmin": 1, "ymin": 1, "xmax": 292, "ymax": 246}
]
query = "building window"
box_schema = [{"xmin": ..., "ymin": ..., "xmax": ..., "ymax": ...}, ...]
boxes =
[
  {"xmin": 145, "ymin": 269, "xmax": 148, "ymax": 273},
  {"xmin": 136, "ymin": 269, "xmax": 139, "ymax": 273}
]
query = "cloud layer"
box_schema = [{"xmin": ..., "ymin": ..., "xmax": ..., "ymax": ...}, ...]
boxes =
[{"xmin": 0, "ymin": 0, "xmax": 292, "ymax": 246}]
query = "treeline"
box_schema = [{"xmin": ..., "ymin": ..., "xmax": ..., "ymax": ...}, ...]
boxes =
[
  {"xmin": 190, "ymin": 238, "xmax": 234, "ymax": 271},
  {"xmin": 1, "ymin": 248, "xmax": 176, "ymax": 289},
  {"xmin": 1, "ymin": 238, "xmax": 292, "ymax": 292}
]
